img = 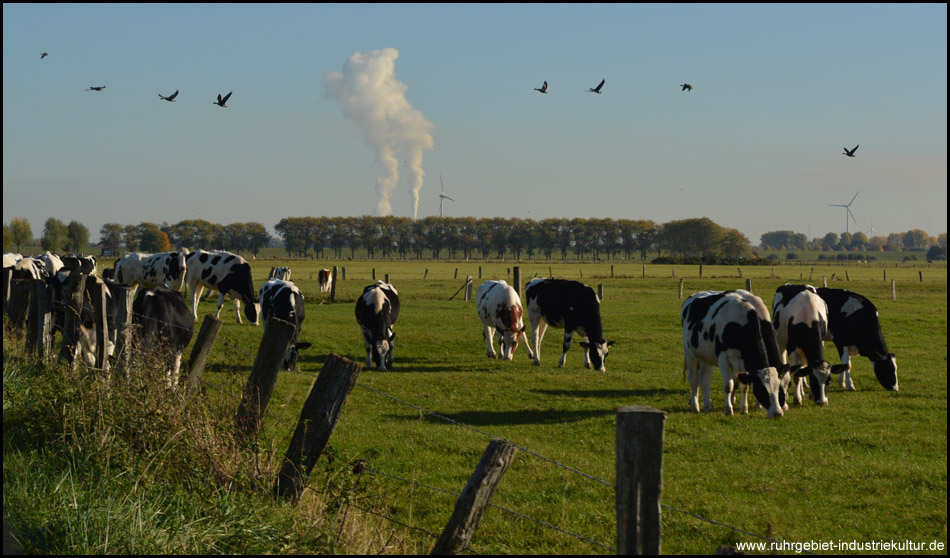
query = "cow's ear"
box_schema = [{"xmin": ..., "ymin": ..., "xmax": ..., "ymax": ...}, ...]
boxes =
[
  {"xmin": 606, "ymin": 340, "xmax": 616, "ymax": 347},
  {"xmin": 579, "ymin": 341, "xmax": 590, "ymax": 349},
  {"xmin": 830, "ymin": 364, "xmax": 849, "ymax": 375},
  {"xmin": 737, "ymin": 373, "xmax": 753, "ymax": 384},
  {"xmin": 389, "ymin": 332, "xmax": 396, "ymax": 342},
  {"xmin": 795, "ymin": 368, "xmax": 811, "ymax": 378},
  {"xmin": 297, "ymin": 342, "xmax": 312, "ymax": 351}
]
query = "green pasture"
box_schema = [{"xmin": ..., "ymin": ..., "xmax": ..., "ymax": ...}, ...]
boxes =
[{"xmin": 178, "ymin": 259, "xmax": 946, "ymax": 554}]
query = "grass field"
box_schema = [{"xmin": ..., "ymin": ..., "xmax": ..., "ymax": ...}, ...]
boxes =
[{"xmin": 5, "ymin": 258, "xmax": 947, "ymax": 554}]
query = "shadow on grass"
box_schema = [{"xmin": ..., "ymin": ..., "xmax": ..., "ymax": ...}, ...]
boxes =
[
  {"xmin": 531, "ymin": 388, "xmax": 682, "ymax": 399},
  {"xmin": 385, "ymin": 407, "xmax": 615, "ymax": 427}
]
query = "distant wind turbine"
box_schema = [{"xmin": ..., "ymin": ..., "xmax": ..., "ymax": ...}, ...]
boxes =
[
  {"xmin": 439, "ymin": 175, "xmax": 455, "ymax": 218},
  {"xmin": 830, "ymin": 191, "xmax": 859, "ymax": 233}
]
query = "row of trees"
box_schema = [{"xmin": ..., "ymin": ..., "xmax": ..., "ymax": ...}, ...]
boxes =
[
  {"xmin": 4, "ymin": 217, "xmax": 90, "ymax": 254},
  {"xmin": 273, "ymin": 216, "xmax": 757, "ymax": 261},
  {"xmin": 98, "ymin": 220, "xmax": 271, "ymax": 255},
  {"xmin": 760, "ymin": 229, "xmax": 946, "ymax": 252}
]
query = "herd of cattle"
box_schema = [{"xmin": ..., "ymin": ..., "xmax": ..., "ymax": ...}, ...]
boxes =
[{"xmin": 4, "ymin": 249, "xmax": 898, "ymax": 416}]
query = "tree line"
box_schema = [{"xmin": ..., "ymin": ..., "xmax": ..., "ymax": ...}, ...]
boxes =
[{"xmin": 759, "ymin": 229, "xmax": 947, "ymax": 253}]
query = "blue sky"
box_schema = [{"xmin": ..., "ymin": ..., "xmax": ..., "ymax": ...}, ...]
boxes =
[{"xmin": 3, "ymin": 4, "xmax": 946, "ymax": 246}]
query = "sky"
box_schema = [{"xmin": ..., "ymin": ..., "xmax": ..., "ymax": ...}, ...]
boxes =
[{"xmin": 3, "ymin": 4, "xmax": 947, "ymax": 247}]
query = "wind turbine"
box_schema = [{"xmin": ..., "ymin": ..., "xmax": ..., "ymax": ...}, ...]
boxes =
[
  {"xmin": 439, "ymin": 175, "xmax": 455, "ymax": 218},
  {"xmin": 830, "ymin": 191, "xmax": 859, "ymax": 233}
]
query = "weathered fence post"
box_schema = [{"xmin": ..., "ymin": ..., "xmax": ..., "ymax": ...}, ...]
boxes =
[
  {"xmin": 891, "ymin": 279, "xmax": 896, "ymax": 301},
  {"xmin": 883, "ymin": 269, "xmax": 887, "ymax": 282},
  {"xmin": 111, "ymin": 284, "xmax": 136, "ymax": 378},
  {"xmin": 57, "ymin": 272, "xmax": 87, "ymax": 369},
  {"xmin": 274, "ymin": 354, "xmax": 363, "ymax": 501},
  {"xmin": 737, "ymin": 267, "xmax": 742, "ymax": 278},
  {"xmin": 455, "ymin": 268, "xmax": 458, "ymax": 279},
  {"xmin": 385, "ymin": 273, "xmax": 390, "ymax": 284},
  {"xmin": 845, "ymin": 270, "xmax": 850, "ymax": 281},
  {"xmin": 30, "ymin": 279, "xmax": 54, "ymax": 362},
  {"xmin": 2, "ymin": 268, "xmax": 12, "ymax": 315},
  {"xmin": 678, "ymin": 278, "xmax": 684, "ymax": 300},
  {"xmin": 919, "ymin": 271, "xmax": 923, "ymax": 283},
  {"xmin": 431, "ymin": 438, "xmax": 518, "ymax": 555},
  {"xmin": 8, "ymin": 280, "xmax": 32, "ymax": 330},
  {"xmin": 373, "ymin": 268, "xmax": 376, "ymax": 280},
  {"xmin": 611, "ymin": 264, "xmax": 614, "ymax": 278},
  {"xmin": 671, "ymin": 267, "xmax": 675, "ymax": 279},
  {"xmin": 330, "ymin": 266, "xmax": 338, "ymax": 302},
  {"xmin": 823, "ymin": 276, "xmax": 828, "ymax": 288},
  {"xmin": 616, "ymin": 405, "xmax": 665, "ymax": 555},
  {"xmin": 424, "ymin": 269, "xmax": 428, "ymax": 279},
  {"xmin": 464, "ymin": 276, "xmax": 473, "ymax": 302},
  {"xmin": 745, "ymin": 278, "xmax": 752, "ymax": 292},
  {"xmin": 642, "ymin": 263, "xmax": 645, "ymax": 278},
  {"xmin": 90, "ymin": 279, "xmax": 110, "ymax": 372},
  {"xmin": 598, "ymin": 283, "xmax": 604, "ymax": 300},
  {"xmin": 771, "ymin": 265, "xmax": 775, "ymax": 278},
  {"xmin": 342, "ymin": 266, "xmax": 346, "ymax": 281},
  {"xmin": 183, "ymin": 315, "xmax": 223, "ymax": 402},
  {"xmin": 513, "ymin": 266, "xmax": 521, "ymax": 299},
  {"xmin": 699, "ymin": 264, "xmax": 702, "ymax": 278},
  {"xmin": 235, "ymin": 318, "xmax": 297, "ymax": 442}
]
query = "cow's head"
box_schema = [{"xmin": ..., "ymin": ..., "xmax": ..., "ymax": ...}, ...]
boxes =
[
  {"xmin": 244, "ymin": 300, "xmax": 261, "ymax": 326},
  {"xmin": 283, "ymin": 341, "xmax": 311, "ymax": 371},
  {"xmin": 739, "ymin": 366, "xmax": 793, "ymax": 418},
  {"xmin": 872, "ymin": 352, "xmax": 898, "ymax": 391},
  {"xmin": 499, "ymin": 325, "xmax": 525, "ymax": 361},
  {"xmin": 797, "ymin": 360, "xmax": 834, "ymax": 406},
  {"xmin": 580, "ymin": 339, "xmax": 615, "ymax": 372},
  {"xmin": 372, "ymin": 331, "xmax": 395, "ymax": 371}
]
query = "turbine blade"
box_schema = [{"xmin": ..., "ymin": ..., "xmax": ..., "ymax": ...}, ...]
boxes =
[{"xmin": 848, "ymin": 191, "xmax": 859, "ymax": 205}]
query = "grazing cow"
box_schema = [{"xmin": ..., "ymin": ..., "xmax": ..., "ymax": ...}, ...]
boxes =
[
  {"xmin": 36, "ymin": 251, "xmax": 64, "ymax": 276},
  {"xmin": 184, "ymin": 250, "xmax": 260, "ymax": 325},
  {"xmin": 476, "ymin": 280, "xmax": 533, "ymax": 361},
  {"xmin": 3, "ymin": 253, "xmax": 23, "ymax": 268},
  {"xmin": 681, "ymin": 290, "xmax": 795, "ymax": 418},
  {"xmin": 132, "ymin": 286, "xmax": 196, "ymax": 387},
  {"xmin": 318, "ymin": 269, "xmax": 333, "ymax": 293},
  {"xmin": 525, "ymin": 278, "xmax": 614, "ymax": 371},
  {"xmin": 49, "ymin": 271, "xmax": 118, "ymax": 368},
  {"xmin": 258, "ymin": 278, "xmax": 311, "ymax": 371},
  {"xmin": 773, "ymin": 284, "xmax": 845, "ymax": 406},
  {"xmin": 355, "ymin": 281, "xmax": 400, "ymax": 371},
  {"xmin": 7, "ymin": 257, "xmax": 49, "ymax": 281},
  {"xmin": 816, "ymin": 288, "xmax": 898, "ymax": 392},
  {"xmin": 270, "ymin": 266, "xmax": 291, "ymax": 281},
  {"xmin": 115, "ymin": 250, "xmax": 188, "ymax": 292}
]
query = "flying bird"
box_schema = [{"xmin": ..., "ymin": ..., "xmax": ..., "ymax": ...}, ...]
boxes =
[
  {"xmin": 41, "ymin": 52, "xmax": 48, "ymax": 59},
  {"xmin": 159, "ymin": 90, "xmax": 179, "ymax": 102},
  {"xmin": 681, "ymin": 83, "xmax": 693, "ymax": 92},
  {"xmin": 86, "ymin": 86, "xmax": 106, "ymax": 91},
  {"xmin": 588, "ymin": 79, "xmax": 605, "ymax": 94},
  {"xmin": 534, "ymin": 81, "xmax": 548, "ymax": 94},
  {"xmin": 842, "ymin": 144, "xmax": 859, "ymax": 157},
  {"xmin": 214, "ymin": 91, "xmax": 232, "ymax": 107}
]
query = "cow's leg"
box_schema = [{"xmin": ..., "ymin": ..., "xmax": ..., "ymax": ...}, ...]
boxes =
[
  {"xmin": 699, "ymin": 363, "xmax": 714, "ymax": 413},
  {"xmin": 581, "ymin": 335, "xmax": 592, "ymax": 369},
  {"xmin": 532, "ymin": 321, "xmax": 547, "ymax": 366},
  {"xmin": 790, "ymin": 351, "xmax": 806, "ymax": 405},
  {"xmin": 686, "ymin": 357, "xmax": 701, "ymax": 413},
  {"xmin": 718, "ymin": 357, "xmax": 735, "ymax": 416},
  {"xmin": 233, "ymin": 298, "xmax": 243, "ymax": 325},
  {"xmin": 168, "ymin": 352, "xmax": 183, "ymax": 389},
  {"xmin": 191, "ymin": 283, "xmax": 204, "ymax": 321},
  {"xmin": 214, "ymin": 292, "xmax": 226, "ymax": 319},
  {"xmin": 738, "ymin": 378, "xmax": 750, "ymax": 415},
  {"xmin": 520, "ymin": 329, "xmax": 534, "ymax": 359},
  {"xmin": 484, "ymin": 325, "xmax": 497, "ymax": 358},
  {"xmin": 839, "ymin": 347, "xmax": 855, "ymax": 391},
  {"xmin": 559, "ymin": 329, "xmax": 574, "ymax": 368}
]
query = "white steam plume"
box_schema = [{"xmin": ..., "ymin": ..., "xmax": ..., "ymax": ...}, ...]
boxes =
[{"xmin": 324, "ymin": 48, "xmax": 434, "ymax": 218}]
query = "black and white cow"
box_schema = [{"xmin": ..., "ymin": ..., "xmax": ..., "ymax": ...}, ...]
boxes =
[
  {"xmin": 355, "ymin": 281, "xmax": 400, "ymax": 371},
  {"xmin": 62, "ymin": 254, "xmax": 98, "ymax": 276},
  {"xmin": 476, "ymin": 280, "xmax": 533, "ymax": 361},
  {"xmin": 3, "ymin": 253, "xmax": 23, "ymax": 268},
  {"xmin": 7, "ymin": 257, "xmax": 49, "ymax": 281},
  {"xmin": 49, "ymin": 270, "xmax": 118, "ymax": 368},
  {"xmin": 35, "ymin": 251, "xmax": 64, "ymax": 276},
  {"xmin": 259, "ymin": 278, "xmax": 311, "ymax": 371},
  {"xmin": 132, "ymin": 286, "xmax": 196, "ymax": 387},
  {"xmin": 525, "ymin": 278, "xmax": 614, "ymax": 371},
  {"xmin": 318, "ymin": 269, "xmax": 333, "ymax": 293},
  {"xmin": 816, "ymin": 287, "xmax": 899, "ymax": 392},
  {"xmin": 115, "ymin": 250, "xmax": 188, "ymax": 292},
  {"xmin": 184, "ymin": 250, "xmax": 260, "ymax": 325},
  {"xmin": 682, "ymin": 290, "xmax": 795, "ymax": 418},
  {"xmin": 773, "ymin": 284, "xmax": 845, "ymax": 406}
]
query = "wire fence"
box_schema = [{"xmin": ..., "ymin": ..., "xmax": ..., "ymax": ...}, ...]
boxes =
[{"xmin": 3, "ymin": 275, "xmax": 803, "ymax": 554}]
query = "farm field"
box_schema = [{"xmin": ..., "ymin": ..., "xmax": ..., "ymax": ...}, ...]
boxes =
[
  {"xmin": 6, "ymin": 258, "xmax": 947, "ymax": 554},
  {"xmin": 184, "ymin": 259, "xmax": 947, "ymax": 554}
]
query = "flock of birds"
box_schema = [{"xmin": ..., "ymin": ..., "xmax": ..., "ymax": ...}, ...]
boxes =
[{"xmin": 41, "ymin": 52, "xmax": 859, "ymax": 157}]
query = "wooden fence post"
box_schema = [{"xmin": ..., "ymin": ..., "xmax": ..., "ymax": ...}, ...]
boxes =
[
  {"xmin": 330, "ymin": 266, "xmax": 338, "ymax": 303},
  {"xmin": 616, "ymin": 405, "xmax": 665, "ymax": 555},
  {"xmin": 8, "ymin": 280, "xmax": 32, "ymax": 330},
  {"xmin": 112, "ymin": 284, "xmax": 136, "ymax": 379},
  {"xmin": 2, "ymin": 268, "xmax": 12, "ymax": 315},
  {"xmin": 919, "ymin": 271, "xmax": 923, "ymax": 283},
  {"xmin": 431, "ymin": 438, "xmax": 518, "ymax": 555},
  {"xmin": 845, "ymin": 270, "xmax": 850, "ymax": 281},
  {"xmin": 598, "ymin": 283, "xmax": 604, "ymax": 300},
  {"xmin": 274, "ymin": 354, "xmax": 363, "ymax": 500},
  {"xmin": 385, "ymin": 274, "xmax": 390, "ymax": 284},
  {"xmin": 30, "ymin": 279, "xmax": 54, "ymax": 362},
  {"xmin": 642, "ymin": 263, "xmax": 645, "ymax": 278},
  {"xmin": 745, "ymin": 279, "xmax": 752, "ymax": 292},
  {"xmin": 57, "ymin": 272, "xmax": 87, "ymax": 369},
  {"xmin": 513, "ymin": 267, "xmax": 521, "ymax": 299},
  {"xmin": 699, "ymin": 264, "xmax": 702, "ymax": 278},
  {"xmin": 235, "ymin": 318, "xmax": 297, "ymax": 442},
  {"xmin": 891, "ymin": 279, "xmax": 896, "ymax": 301},
  {"xmin": 183, "ymin": 315, "xmax": 223, "ymax": 402},
  {"xmin": 678, "ymin": 278, "xmax": 684, "ymax": 300},
  {"xmin": 823, "ymin": 276, "xmax": 828, "ymax": 288},
  {"xmin": 611, "ymin": 265, "xmax": 614, "ymax": 278},
  {"xmin": 90, "ymin": 279, "xmax": 110, "ymax": 372},
  {"xmin": 464, "ymin": 276, "xmax": 473, "ymax": 302}
]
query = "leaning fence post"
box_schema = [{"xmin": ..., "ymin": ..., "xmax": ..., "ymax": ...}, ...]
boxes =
[
  {"xmin": 431, "ymin": 438, "xmax": 518, "ymax": 555},
  {"xmin": 274, "ymin": 354, "xmax": 363, "ymax": 500},
  {"xmin": 616, "ymin": 405, "xmax": 665, "ymax": 555},
  {"xmin": 183, "ymin": 315, "xmax": 223, "ymax": 402},
  {"xmin": 2, "ymin": 268, "xmax": 12, "ymax": 315},
  {"xmin": 464, "ymin": 275, "xmax": 473, "ymax": 302},
  {"xmin": 235, "ymin": 318, "xmax": 297, "ymax": 442},
  {"xmin": 58, "ymin": 272, "xmax": 87, "ymax": 369}
]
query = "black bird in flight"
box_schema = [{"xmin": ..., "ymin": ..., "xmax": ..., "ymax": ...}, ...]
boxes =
[
  {"xmin": 159, "ymin": 90, "xmax": 179, "ymax": 102},
  {"xmin": 87, "ymin": 86, "xmax": 106, "ymax": 91},
  {"xmin": 842, "ymin": 145, "xmax": 859, "ymax": 157},
  {"xmin": 681, "ymin": 83, "xmax": 693, "ymax": 92},
  {"xmin": 41, "ymin": 52, "xmax": 48, "ymax": 59},
  {"xmin": 214, "ymin": 91, "xmax": 232, "ymax": 107},
  {"xmin": 534, "ymin": 81, "xmax": 548, "ymax": 94},
  {"xmin": 588, "ymin": 79, "xmax": 605, "ymax": 94}
]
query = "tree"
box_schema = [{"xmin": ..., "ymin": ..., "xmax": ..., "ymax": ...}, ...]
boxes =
[
  {"xmin": 41, "ymin": 218, "xmax": 68, "ymax": 252},
  {"xmin": 902, "ymin": 229, "xmax": 931, "ymax": 250},
  {"xmin": 244, "ymin": 222, "xmax": 271, "ymax": 255},
  {"xmin": 2, "ymin": 224, "xmax": 11, "ymax": 253},
  {"xmin": 66, "ymin": 221, "xmax": 90, "ymax": 253},
  {"xmin": 760, "ymin": 230, "xmax": 807, "ymax": 250},
  {"xmin": 138, "ymin": 222, "xmax": 170, "ymax": 252},
  {"xmin": 822, "ymin": 232, "xmax": 839, "ymax": 251},
  {"xmin": 662, "ymin": 218, "xmax": 723, "ymax": 258},
  {"xmin": 721, "ymin": 228, "xmax": 754, "ymax": 259},
  {"xmin": 99, "ymin": 223, "xmax": 124, "ymax": 255},
  {"xmin": 8, "ymin": 218, "xmax": 33, "ymax": 252}
]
